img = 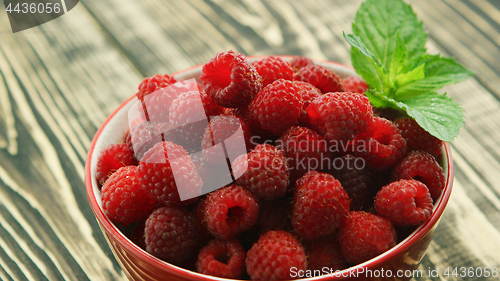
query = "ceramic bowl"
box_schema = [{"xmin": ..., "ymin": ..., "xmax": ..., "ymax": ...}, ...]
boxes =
[{"xmin": 85, "ymin": 56, "xmax": 454, "ymax": 281}]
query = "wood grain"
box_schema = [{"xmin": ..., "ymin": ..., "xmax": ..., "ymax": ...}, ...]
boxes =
[{"xmin": 0, "ymin": 0, "xmax": 499, "ymax": 280}]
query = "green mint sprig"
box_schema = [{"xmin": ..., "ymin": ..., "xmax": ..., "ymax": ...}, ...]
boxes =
[{"xmin": 343, "ymin": 0, "xmax": 474, "ymax": 142}]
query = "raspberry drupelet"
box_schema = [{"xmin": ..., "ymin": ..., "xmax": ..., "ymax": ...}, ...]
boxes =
[
  {"xmin": 200, "ymin": 50, "xmax": 262, "ymax": 108},
  {"xmin": 394, "ymin": 117, "xmax": 443, "ymax": 158},
  {"xmin": 138, "ymin": 141, "xmax": 203, "ymax": 205},
  {"xmin": 196, "ymin": 238, "xmax": 246, "ymax": 279},
  {"xmin": 252, "ymin": 56, "xmax": 294, "ymax": 86},
  {"xmin": 294, "ymin": 63, "xmax": 344, "ymax": 93},
  {"xmin": 375, "ymin": 179, "xmax": 434, "ymax": 226},
  {"xmin": 144, "ymin": 205, "xmax": 199, "ymax": 264},
  {"xmin": 338, "ymin": 211, "xmax": 397, "ymax": 265},
  {"xmin": 276, "ymin": 125, "xmax": 329, "ymax": 181},
  {"xmin": 391, "ymin": 150, "xmax": 446, "ymax": 200},
  {"xmin": 137, "ymin": 74, "xmax": 178, "ymax": 101},
  {"xmin": 249, "ymin": 79, "xmax": 304, "ymax": 136},
  {"xmin": 246, "ymin": 230, "xmax": 307, "ymax": 280},
  {"xmin": 101, "ymin": 166, "xmax": 156, "ymax": 225},
  {"xmin": 307, "ymin": 92, "xmax": 373, "ymax": 144},
  {"xmin": 294, "ymin": 81, "xmax": 322, "ymax": 126},
  {"xmin": 292, "ymin": 171, "xmax": 350, "ymax": 240},
  {"xmin": 96, "ymin": 143, "xmax": 135, "ymax": 186},
  {"xmin": 203, "ymin": 185, "xmax": 259, "ymax": 240},
  {"xmin": 232, "ymin": 144, "xmax": 290, "ymax": 201},
  {"xmin": 354, "ymin": 116, "xmax": 407, "ymax": 172},
  {"xmin": 342, "ymin": 76, "xmax": 369, "ymax": 94}
]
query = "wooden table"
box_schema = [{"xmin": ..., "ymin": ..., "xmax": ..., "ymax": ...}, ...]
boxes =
[{"xmin": 1, "ymin": 0, "xmax": 499, "ymax": 280}]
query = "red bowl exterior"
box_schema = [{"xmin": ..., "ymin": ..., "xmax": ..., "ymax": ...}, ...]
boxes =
[{"xmin": 85, "ymin": 57, "xmax": 454, "ymax": 281}]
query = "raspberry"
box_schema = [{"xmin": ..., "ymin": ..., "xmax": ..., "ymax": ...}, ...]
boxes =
[
  {"xmin": 249, "ymin": 79, "xmax": 303, "ymax": 136},
  {"xmin": 232, "ymin": 144, "xmax": 290, "ymax": 200},
  {"xmin": 169, "ymin": 90, "xmax": 223, "ymax": 151},
  {"xmin": 101, "ymin": 166, "xmax": 156, "ymax": 225},
  {"xmin": 375, "ymin": 179, "xmax": 433, "ymax": 226},
  {"xmin": 292, "ymin": 171, "xmax": 350, "ymax": 240},
  {"xmin": 290, "ymin": 56, "xmax": 313, "ymax": 72},
  {"xmin": 391, "ymin": 151, "xmax": 446, "ymax": 200},
  {"xmin": 200, "ymin": 50, "xmax": 262, "ymax": 108},
  {"xmin": 252, "ymin": 56, "xmax": 294, "ymax": 86},
  {"xmin": 303, "ymin": 235, "xmax": 346, "ymax": 272},
  {"xmin": 307, "ymin": 92, "xmax": 373, "ymax": 144},
  {"xmin": 138, "ymin": 141, "xmax": 203, "ymax": 204},
  {"xmin": 326, "ymin": 154, "xmax": 373, "ymax": 211},
  {"xmin": 137, "ymin": 74, "xmax": 178, "ymax": 100},
  {"xmin": 145, "ymin": 205, "xmax": 199, "ymax": 264},
  {"xmin": 354, "ymin": 117, "xmax": 407, "ymax": 172},
  {"xmin": 201, "ymin": 114, "xmax": 252, "ymax": 165},
  {"xmin": 338, "ymin": 211, "xmax": 397, "ymax": 264},
  {"xmin": 196, "ymin": 239, "xmax": 246, "ymax": 279},
  {"xmin": 293, "ymin": 81, "xmax": 322, "ymax": 126},
  {"xmin": 203, "ymin": 185, "xmax": 259, "ymax": 240},
  {"xmin": 394, "ymin": 118, "xmax": 443, "ymax": 158},
  {"xmin": 127, "ymin": 122, "xmax": 178, "ymax": 161},
  {"xmin": 276, "ymin": 126, "xmax": 328, "ymax": 180},
  {"xmin": 342, "ymin": 76, "xmax": 369, "ymax": 94},
  {"xmin": 246, "ymin": 230, "xmax": 307, "ymax": 280},
  {"xmin": 96, "ymin": 143, "xmax": 135, "ymax": 186},
  {"xmin": 295, "ymin": 63, "xmax": 343, "ymax": 93}
]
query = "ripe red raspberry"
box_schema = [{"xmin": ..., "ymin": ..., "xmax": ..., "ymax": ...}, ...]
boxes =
[
  {"xmin": 203, "ymin": 185, "xmax": 259, "ymax": 240},
  {"xmin": 252, "ymin": 56, "xmax": 294, "ymax": 86},
  {"xmin": 354, "ymin": 117, "xmax": 407, "ymax": 172},
  {"xmin": 232, "ymin": 144, "xmax": 290, "ymax": 200},
  {"xmin": 276, "ymin": 126, "xmax": 328, "ymax": 180},
  {"xmin": 246, "ymin": 230, "xmax": 307, "ymax": 280},
  {"xmin": 295, "ymin": 63, "xmax": 343, "ymax": 93},
  {"xmin": 307, "ymin": 92, "xmax": 373, "ymax": 143},
  {"xmin": 249, "ymin": 79, "xmax": 303, "ymax": 136},
  {"xmin": 137, "ymin": 74, "xmax": 178, "ymax": 100},
  {"xmin": 342, "ymin": 76, "xmax": 369, "ymax": 94},
  {"xmin": 292, "ymin": 171, "xmax": 350, "ymax": 240},
  {"xmin": 138, "ymin": 141, "xmax": 203, "ymax": 205},
  {"xmin": 391, "ymin": 151, "xmax": 446, "ymax": 200},
  {"xmin": 200, "ymin": 50, "xmax": 262, "ymax": 108},
  {"xmin": 96, "ymin": 143, "xmax": 135, "ymax": 186},
  {"xmin": 326, "ymin": 154, "xmax": 373, "ymax": 211},
  {"xmin": 145, "ymin": 205, "xmax": 199, "ymax": 264},
  {"xmin": 101, "ymin": 166, "xmax": 156, "ymax": 225},
  {"xmin": 293, "ymin": 81, "xmax": 322, "ymax": 126},
  {"xmin": 196, "ymin": 238, "xmax": 246, "ymax": 279},
  {"xmin": 338, "ymin": 211, "xmax": 397, "ymax": 264},
  {"xmin": 394, "ymin": 118, "xmax": 443, "ymax": 158},
  {"xmin": 375, "ymin": 179, "xmax": 433, "ymax": 226},
  {"xmin": 290, "ymin": 56, "xmax": 313, "ymax": 72},
  {"xmin": 303, "ymin": 235, "xmax": 346, "ymax": 272},
  {"xmin": 169, "ymin": 90, "xmax": 223, "ymax": 151},
  {"xmin": 201, "ymin": 114, "xmax": 252, "ymax": 165},
  {"xmin": 126, "ymin": 122, "xmax": 178, "ymax": 161}
]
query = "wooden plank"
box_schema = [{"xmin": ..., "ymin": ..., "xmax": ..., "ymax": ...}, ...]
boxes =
[{"xmin": 0, "ymin": 2, "xmax": 141, "ymax": 280}]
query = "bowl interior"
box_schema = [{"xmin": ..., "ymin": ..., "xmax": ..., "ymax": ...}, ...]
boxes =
[{"xmin": 86, "ymin": 57, "xmax": 452, "ymax": 280}]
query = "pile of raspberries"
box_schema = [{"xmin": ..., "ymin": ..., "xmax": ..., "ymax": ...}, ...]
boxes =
[{"xmin": 96, "ymin": 51, "xmax": 446, "ymax": 280}]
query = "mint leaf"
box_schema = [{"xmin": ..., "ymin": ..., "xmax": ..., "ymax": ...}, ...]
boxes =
[
  {"xmin": 388, "ymin": 31, "xmax": 408, "ymax": 82},
  {"xmin": 394, "ymin": 63, "xmax": 425, "ymax": 87},
  {"xmin": 395, "ymin": 55, "xmax": 475, "ymax": 98},
  {"xmin": 350, "ymin": 45, "xmax": 384, "ymax": 90},
  {"xmin": 343, "ymin": 33, "xmax": 381, "ymax": 66},
  {"xmin": 398, "ymin": 93, "xmax": 465, "ymax": 142},
  {"xmin": 352, "ymin": 0, "xmax": 427, "ymax": 70}
]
